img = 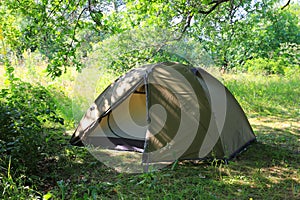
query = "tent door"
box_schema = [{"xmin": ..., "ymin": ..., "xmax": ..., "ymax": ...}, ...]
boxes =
[{"xmin": 86, "ymin": 85, "xmax": 148, "ymax": 152}]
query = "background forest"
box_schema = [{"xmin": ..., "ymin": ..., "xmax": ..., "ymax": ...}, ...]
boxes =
[{"xmin": 0, "ymin": 0, "xmax": 299, "ymax": 199}]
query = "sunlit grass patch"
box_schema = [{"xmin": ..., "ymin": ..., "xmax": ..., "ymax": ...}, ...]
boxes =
[
  {"xmin": 250, "ymin": 116, "xmax": 300, "ymax": 153},
  {"xmin": 222, "ymin": 73, "xmax": 300, "ymax": 119}
]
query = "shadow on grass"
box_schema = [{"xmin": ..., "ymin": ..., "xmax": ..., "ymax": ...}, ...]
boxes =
[{"xmin": 34, "ymin": 127, "xmax": 299, "ymax": 199}]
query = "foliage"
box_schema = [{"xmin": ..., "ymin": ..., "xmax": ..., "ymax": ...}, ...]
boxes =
[
  {"xmin": 0, "ymin": 157, "xmax": 42, "ymax": 199},
  {"xmin": 0, "ymin": 3, "xmax": 21, "ymax": 60},
  {"xmin": 280, "ymin": 43, "xmax": 300, "ymax": 65},
  {"xmin": 258, "ymin": 6, "xmax": 300, "ymax": 58},
  {"xmin": 94, "ymin": 1, "xmax": 299, "ymax": 72},
  {"xmin": 90, "ymin": 27, "xmax": 213, "ymax": 74},
  {"xmin": 241, "ymin": 42, "xmax": 300, "ymax": 75},
  {"xmin": 243, "ymin": 57, "xmax": 284, "ymax": 75},
  {"xmin": 0, "ymin": 0, "xmax": 278, "ymax": 77},
  {"xmin": 0, "ymin": 67, "xmax": 64, "ymax": 174},
  {"xmin": 0, "ymin": 0, "xmax": 88, "ymax": 78},
  {"xmin": 1, "ymin": 0, "xmax": 299, "ymax": 75},
  {"xmin": 191, "ymin": 2, "xmax": 300, "ymax": 70}
]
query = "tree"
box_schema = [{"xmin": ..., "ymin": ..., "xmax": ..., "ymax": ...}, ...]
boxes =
[
  {"xmin": 0, "ymin": 0, "xmax": 251, "ymax": 78},
  {"xmin": 1, "ymin": 0, "xmax": 88, "ymax": 78},
  {"xmin": 0, "ymin": 0, "xmax": 296, "ymax": 77},
  {"xmin": 186, "ymin": 1, "xmax": 300, "ymax": 70}
]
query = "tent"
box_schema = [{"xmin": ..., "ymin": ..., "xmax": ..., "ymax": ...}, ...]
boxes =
[{"xmin": 70, "ymin": 62, "xmax": 255, "ymax": 171}]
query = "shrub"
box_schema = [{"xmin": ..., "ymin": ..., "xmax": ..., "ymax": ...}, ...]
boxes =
[
  {"xmin": 279, "ymin": 43, "xmax": 300, "ymax": 66},
  {"xmin": 0, "ymin": 79, "xmax": 64, "ymax": 173},
  {"xmin": 279, "ymin": 43, "xmax": 300, "ymax": 77},
  {"xmin": 244, "ymin": 57, "xmax": 284, "ymax": 75},
  {"xmin": 242, "ymin": 43, "xmax": 300, "ymax": 75}
]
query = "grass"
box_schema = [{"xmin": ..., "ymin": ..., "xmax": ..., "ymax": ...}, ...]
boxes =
[
  {"xmin": 223, "ymin": 74, "xmax": 300, "ymax": 119},
  {"xmin": 0, "ymin": 58, "xmax": 299, "ymax": 199}
]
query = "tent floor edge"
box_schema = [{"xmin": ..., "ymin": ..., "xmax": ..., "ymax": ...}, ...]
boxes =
[{"xmin": 227, "ymin": 137, "xmax": 257, "ymax": 161}]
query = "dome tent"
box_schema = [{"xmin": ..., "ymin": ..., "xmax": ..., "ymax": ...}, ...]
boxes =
[{"xmin": 70, "ymin": 62, "xmax": 255, "ymax": 172}]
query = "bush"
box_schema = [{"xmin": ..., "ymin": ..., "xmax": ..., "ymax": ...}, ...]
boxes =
[
  {"xmin": 0, "ymin": 79, "xmax": 64, "ymax": 173},
  {"xmin": 242, "ymin": 43, "xmax": 300, "ymax": 75},
  {"xmin": 279, "ymin": 43, "xmax": 300, "ymax": 66},
  {"xmin": 244, "ymin": 57, "xmax": 284, "ymax": 75},
  {"xmin": 279, "ymin": 43, "xmax": 300, "ymax": 77}
]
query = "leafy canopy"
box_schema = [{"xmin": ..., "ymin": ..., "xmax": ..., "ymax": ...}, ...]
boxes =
[{"xmin": 0, "ymin": 0, "xmax": 298, "ymax": 77}]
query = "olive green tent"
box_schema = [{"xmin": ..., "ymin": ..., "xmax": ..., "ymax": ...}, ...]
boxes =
[{"xmin": 70, "ymin": 62, "xmax": 255, "ymax": 169}]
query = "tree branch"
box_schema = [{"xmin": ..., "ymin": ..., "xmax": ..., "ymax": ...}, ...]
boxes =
[
  {"xmin": 281, "ymin": 0, "xmax": 291, "ymax": 10},
  {"xmin": 88, "ymin": 0, "xmax": 102, "ymax": 26},
  {"xmin": 198, "ymin": 0, "xmax": 230, "ymax": 14},
  {"xmin": 70, "ymin": 7, "xmax": 87, "ymax": 49},
  {"xmin": 175, "ymin": 0, "xmax": 230, "ymax": 40},
  {"xmin": 47, "ymin": 0, "xmax": 64, "ymax": 19},
  {"xmin": 182, "ymin": 14, "xmax": 193, "ymax": 34}
]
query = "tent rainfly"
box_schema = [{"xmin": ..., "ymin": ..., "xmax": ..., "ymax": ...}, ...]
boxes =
[{"xmin": 70, "ymin": 62, "xmax": 256, "ymax": 170}]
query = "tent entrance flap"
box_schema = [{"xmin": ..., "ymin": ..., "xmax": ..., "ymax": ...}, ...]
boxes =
[{"xmin": 85, "ymin": 86, "xmax": 147, "ymax": 152}]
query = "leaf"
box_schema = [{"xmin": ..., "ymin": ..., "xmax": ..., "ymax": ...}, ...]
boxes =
[
  {"xmin": 202, "ymin": 0, "xmax": 211, "ymax": 5},
  {"xmin": 43, "ymin": 192, "xmax": 53, "ymax": 200}
]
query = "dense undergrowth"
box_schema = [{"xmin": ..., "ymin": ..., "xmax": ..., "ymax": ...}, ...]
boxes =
[{"xmin": 0, "ymin": 60, "xmax": 299, "ymax": 199}]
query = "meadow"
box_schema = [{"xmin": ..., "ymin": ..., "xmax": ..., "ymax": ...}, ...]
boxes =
[{"xmin": 0, "ymin": 54, "xmax": 299, "ymax": 199}]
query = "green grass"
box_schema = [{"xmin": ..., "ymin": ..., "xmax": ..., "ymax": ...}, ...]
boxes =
[
  {"xmin": 0, "ymin": 61, "xmax": 299, "ymax": 199},
  {"xmin": 222, "ymin": 74, "xmax": 300, "ymax": 119},
  {"xmin": 222, "ymin": 73, "xmax": 300, "ymax": 154}
]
